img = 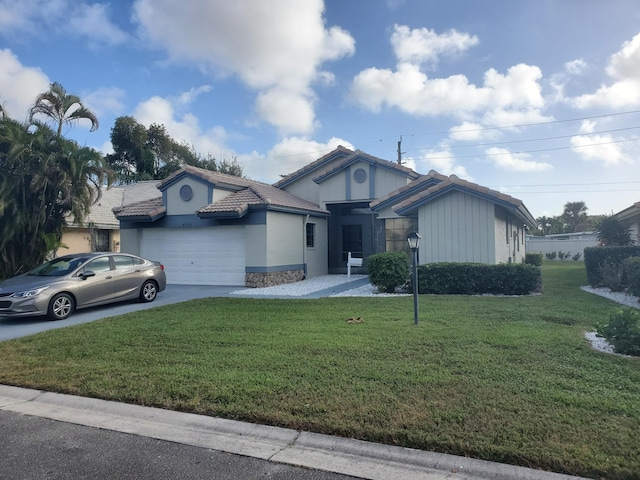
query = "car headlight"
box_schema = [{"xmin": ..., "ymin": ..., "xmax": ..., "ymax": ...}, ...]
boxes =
[{"xmin": 11, "ymin": 286, "xmax": 50, "ymax": 298}]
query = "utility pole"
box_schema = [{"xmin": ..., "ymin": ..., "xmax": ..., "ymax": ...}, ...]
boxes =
[{"xmin": 397, "ymin": 136, "xmax": 405, "ymax": 165}]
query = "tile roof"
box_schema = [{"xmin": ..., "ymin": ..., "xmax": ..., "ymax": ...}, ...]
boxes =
[
  {"xmin": 272, "ymin": 145, "xmax": 355, "ymax": 188},
  {"xmin": 370, "ymin": 170, "xmax": 448, "ymax": 210},
  {"xmin": 198, "ymin": 181, "xmax": 329, "ymax": 218},
  {"xmin": 312, "ymin": 149, "xmax": 419, "ymax": 184},
  {"xmin": 114, "ymin": 166, "xmax": 328, "ymax": 220},
  {"xmin": 393, "ymin": 174, "xmax": 536, "ymax": 227},
  {"xmin": 67, "ymin": 182, "xmax": 161, "ymax": 229},
  {"xmin": 112, "ymin": 197, "xmax": 166, "ymax": 221}
]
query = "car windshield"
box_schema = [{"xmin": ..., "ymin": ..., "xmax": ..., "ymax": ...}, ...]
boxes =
[{"xmin": 28, "ymin": 257, "xmax": 88, "ymax": 276}]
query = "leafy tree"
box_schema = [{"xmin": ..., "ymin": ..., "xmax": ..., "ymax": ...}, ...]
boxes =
[
  {"xmin": 0, "ymin": 118, "xmax": 111, "ymax": 278},
  {"xmin": 28, "ymin": 82, "xmax": 99, "ymax": 136},
  {"xmin": 595, "ymin": 214, "xmax": 633, "ymax": 246},
  {"xmin": 562, "ymin": 201, "xmax": 588, "ymax": 233},
  {"xmin": 534, "ymin": 215, "xmax": 565, "ymax": 236},
  {"xmin": 107, "ymin": 116, "xmax": 244, "ymax": 183}
]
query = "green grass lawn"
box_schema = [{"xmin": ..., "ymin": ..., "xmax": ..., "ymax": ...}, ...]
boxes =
[{"xmin": 0, "ymin": 262, "xmax": 638, "ymax": 479}]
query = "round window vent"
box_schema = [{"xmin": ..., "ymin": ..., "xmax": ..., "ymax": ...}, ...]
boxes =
[
  {"xmin": 180, "ymin": 184, "xmax": 193, "ymax": 201},
  {"xmin": 354, "ymin": 168, "xmax": 367, "ymax": 183}
]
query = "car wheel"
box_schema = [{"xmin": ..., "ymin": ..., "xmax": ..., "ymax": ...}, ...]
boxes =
[
  {"xmin": 47, "ymin": 293, "xmax": 75, "ymax": 320},
  {"xmin": 139, "ymin": 280, "xmax": 158, "ymax": 303}
]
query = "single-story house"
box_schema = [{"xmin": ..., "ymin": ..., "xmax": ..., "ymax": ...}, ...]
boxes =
[
  {"xmin": 60, "ymin": 181, "xmax": 160, "ymax": 255},
  {"xmin": 114, "ymin": 146, "xmax": 537, "ymax": 286},
  {"xmin": 613, "ymin": 201, "xmax": 640, "ymax": 244}
]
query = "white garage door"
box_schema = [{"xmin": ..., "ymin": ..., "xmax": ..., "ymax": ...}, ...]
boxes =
[{"xmin": 141, "ymin": 227, "xmax": 246, "ymax": 285}]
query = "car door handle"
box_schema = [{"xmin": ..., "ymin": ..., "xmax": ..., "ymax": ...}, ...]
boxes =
[{"xmin": 106, "ymin": 276, "xmax": 113, "ymax": 279}]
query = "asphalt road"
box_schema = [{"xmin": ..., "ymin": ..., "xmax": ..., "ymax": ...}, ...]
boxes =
[{"xmin": 0, "ymin": 410, "xmax": 356, "ymax": 480}]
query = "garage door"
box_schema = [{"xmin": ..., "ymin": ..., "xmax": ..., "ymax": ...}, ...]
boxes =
[{"xmin": 141, "ymin": 227, "xmax": 246, "ymax": 285}]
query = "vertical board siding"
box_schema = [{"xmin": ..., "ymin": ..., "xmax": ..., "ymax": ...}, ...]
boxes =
[{"xmin": 419, "ymin": 191, "xmax": 495, "ymax": 263}]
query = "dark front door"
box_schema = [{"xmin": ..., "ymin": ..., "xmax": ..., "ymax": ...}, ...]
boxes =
[{"xmin": 342, "ymin": 224, "xmax": 362, "ymax": 261}]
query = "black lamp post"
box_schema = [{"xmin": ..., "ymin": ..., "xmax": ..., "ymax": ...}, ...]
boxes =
[{"xmin": 407, "ymin": 231, "xmax": 421, "ymax": 325}]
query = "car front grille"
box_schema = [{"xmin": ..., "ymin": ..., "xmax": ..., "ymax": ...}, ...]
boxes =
[{"xmin": 0, "ymin": 301, "xmax": 12, "ymax": 308}]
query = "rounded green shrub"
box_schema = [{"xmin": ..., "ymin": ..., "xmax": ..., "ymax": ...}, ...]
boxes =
[
  {"xmin": 367, "ymin": 251, "xmax": 410, "ymax": 293},
  {"xmin": 597, "ymin": 308, "xmax": 640, "ymax": 356}
]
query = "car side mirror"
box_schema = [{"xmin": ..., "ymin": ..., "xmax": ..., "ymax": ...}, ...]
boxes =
[{"xmin": 80, "ymin": 270, "xmax": 96, "ymax": 280}]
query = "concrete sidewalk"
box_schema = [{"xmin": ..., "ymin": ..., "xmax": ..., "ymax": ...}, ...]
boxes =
[{"xmin": 0, "ymin": 385, "xmax": 591, "ymax": 480}]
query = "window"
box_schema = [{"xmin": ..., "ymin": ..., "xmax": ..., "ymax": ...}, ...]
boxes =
[
  {"xmin": 306, "ymin": 223, "xmax": 315, "ymax": 248},
  {"xmin": 92, "ymin": 229, "xmax": 110, "ymax": 252},
  {"xmin": 385, "ymin": 217, "xmax": 417, "ymax": 255},
  {"xmin": 113, "ymin": 255, "xmax": 135, "ymax": 269},
  {"xmin": 84, "ymin": 257, "xmax": 111, "ymax": 273}
]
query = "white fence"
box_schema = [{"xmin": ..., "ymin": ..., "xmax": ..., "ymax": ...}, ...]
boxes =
[{"xmin": 526, "ymin": 235, "xmax": 598, "ymax": 259}]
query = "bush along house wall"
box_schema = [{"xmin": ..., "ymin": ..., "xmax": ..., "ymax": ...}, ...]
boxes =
[
  {"xmin": 410, "ymin": 263, "xmax": 542, "ymax": 295},
  {"xmin": 584, "ymin": 246, "xmax": 640, "ymax": 287}
]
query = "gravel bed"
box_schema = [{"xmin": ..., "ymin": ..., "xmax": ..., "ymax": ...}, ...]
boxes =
[{"xmin": 580, "ymin": 285, "xmax": 638, "ymax": 357}]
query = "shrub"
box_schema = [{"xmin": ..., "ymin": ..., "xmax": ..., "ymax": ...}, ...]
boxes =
[
  {"xmin": 600, "ymin": 261, "xmax": 626, "ymax": 292},
  {"xmin": 525, "ymin": 253, "xmax": 543, "ymax": 266},
  {"xmin": 623, "ymin": 257, "xmax": 640, "ymax": 297},
  {"xmin": 584, "ymin": 246, "xmax": 640, "ymax": 286},
  {"xmin": 597, "ymin": 308, "xmax": 640, "ymax": 356},
  {"xmin": 558, "ymin": 250, "xmax": 570, "ymax": 261},
  {"xmin": 572, "ymin": 252, "xmax": 582, "ymax": 261},
  {"xmin": 412, "ymin": 263, "xmax": 541, "ymax": 295},
  {"xmin": 367, "ymin": 251, "xmax": 409, "ymax": 293},
  {"xmin": 545, "ymin": 251, "xmax": 557, "ymax": 261}
]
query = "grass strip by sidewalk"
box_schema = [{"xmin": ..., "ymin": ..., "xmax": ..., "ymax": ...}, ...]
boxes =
[{"xmin": 0, "ymin": 263, "xmax": 638, "ymax": 479}]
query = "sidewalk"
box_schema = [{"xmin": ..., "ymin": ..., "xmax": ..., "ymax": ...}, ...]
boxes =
[{"xmin": 0, "ymin": 385, "xmax": 591, "ymax": 480}]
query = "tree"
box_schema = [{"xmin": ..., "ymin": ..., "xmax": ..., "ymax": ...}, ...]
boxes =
[
  {"xmin": 562, "ymin": 201, "xmax": 588, "ymax": 233},
  {"xmin": 28, "ymin": 82, "xmax": 99, "ymax": 136},
  {"xmin": 107, "ymin": 116, "xmax": 244, "ymax": 183},
  {"xmin": 595, "ymin": 214, "xmax": 634, "ymax": 246},
  {"xmin": 0, "ymin": 117, "xmax": 111, "ymax": 278},
  {"xmin": 534, "ymin": 215, "xmax": 565, "ymax": 236}
]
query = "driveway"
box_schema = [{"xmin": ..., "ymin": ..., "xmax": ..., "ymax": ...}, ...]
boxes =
[{"xmin": 0, "ymin": 285, "xmax": 233, "ymax": 342}]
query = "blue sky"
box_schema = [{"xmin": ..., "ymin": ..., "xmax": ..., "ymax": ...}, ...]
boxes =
[{"xmin": 1, "ymin": 0, "xmax": 640, "ymax": 220}]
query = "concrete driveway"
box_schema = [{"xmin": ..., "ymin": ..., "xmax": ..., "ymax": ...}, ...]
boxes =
[{"xmin": 0, "ymin": 285, "xmax": 233, "ymax": 342}]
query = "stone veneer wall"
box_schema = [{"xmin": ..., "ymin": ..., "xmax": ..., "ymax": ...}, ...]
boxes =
[{"xmin": 245, "ymin": 269, "xmax": 305, "ymax": 288}]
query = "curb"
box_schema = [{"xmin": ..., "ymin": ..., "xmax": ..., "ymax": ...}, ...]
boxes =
[{"xmin": 0, "ymin": 385, "xmax": 591, "ymax": 480}]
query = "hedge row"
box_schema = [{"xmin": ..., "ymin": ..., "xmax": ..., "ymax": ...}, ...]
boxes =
[
  {"xmin": 584, "ymin": 246, "xmax": 640, "ymax": 287},
  {"xmin": 409, "ymin": 262, "xmax": 542, "ymax": 295}
]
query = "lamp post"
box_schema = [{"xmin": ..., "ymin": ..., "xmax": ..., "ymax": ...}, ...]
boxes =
[{"xmin": 407, "ymin": 231, "xmax": 421, "ymax": 325}]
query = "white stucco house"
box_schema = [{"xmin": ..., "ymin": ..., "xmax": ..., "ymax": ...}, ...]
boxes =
[{"xmin": 114, "ymin": 146, "xmax": 537, "ymax": 286}]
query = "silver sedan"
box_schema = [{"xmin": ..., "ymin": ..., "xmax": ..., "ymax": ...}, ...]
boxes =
[{"xmin": 0, "ymin": 253, "xmax": 167, "ymax": 320}]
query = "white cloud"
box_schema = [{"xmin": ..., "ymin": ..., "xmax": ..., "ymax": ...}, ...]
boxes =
[
  {"xmin": 133, "ymin": 0, "xmax": 354, "ymax": 135},
  {"xmin": 579, "ymin": 120, "xmax": 597, "ymax": 134},
  {"xmin": 0, "ymin": 0, "xmax": 128, "ymax": 45},
  {"xmin": 415, "ymin": 149, "xmax": 470, "ymax": 178},
  {"xmin": 0, "ymin": 49, "xmax": 49, "ymax": 119},
  {"xmin": 258, "ymin": 136, "xmax": 354, "ymax": 182},
  {"xmin": 573, "ymin": 32, "xmax": 640, "ymax": 108},
  {"xmin": 255, "ymin": 88, "xmax": 317, "ymax": 135},
  {"xmin": 68, "ymin": 3, "xmax": 129, "ymax": 46},
  {"xmin": 564, "ymin": 59, "xmax": 587, "ymax": 75},
  {"xmin": 390, "ymin": 24, "xmax": 478, "ymax": 68},
  {"xmin": 449, "ymin": 122, "xmax": 485, "ymax": 141},
  {"xmin": 485, "ymin": 147, "xmax": 552, "ymax": 172},
  {"xmin": 570, "ymin": 134, "xmax": 628, "ymax": 165},
  {"xmin": 83, "ymin": 87, "xmax": 126, "ymax": 118},
  {"xmin": 133, "ymin": 95, "xmax": 228, "ymax": 157},
  {"xmin": 178, "ymin": 85, "xmax": 212, "ymax": 105}
]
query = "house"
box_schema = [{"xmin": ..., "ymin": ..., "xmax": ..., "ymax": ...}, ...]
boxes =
[
  {"xmin": 613, "ymin": 201, "xmax": 640, "ymax": 243},
  {"xmin": 114, "ymin": 146, "xmax": 537, "ymax": 286},
  {"xmin": 60, "ymin": 181, "xmax": 160, "ymax": 254}
]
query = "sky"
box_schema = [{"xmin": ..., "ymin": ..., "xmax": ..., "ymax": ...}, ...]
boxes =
[{"xmin": 1, "ymin": 0, "xmax": 640, "ymax": 220}]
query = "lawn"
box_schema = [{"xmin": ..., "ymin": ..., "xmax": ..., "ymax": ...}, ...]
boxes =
[{"xmin": 0, "ymin": 262, "xmax": 638, "ymax": 479}]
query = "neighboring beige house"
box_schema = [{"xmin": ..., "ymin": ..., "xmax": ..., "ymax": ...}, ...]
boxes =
[
  {"xmin": 61, "ymin": 181, "xmax": 160, "ymax": 255},
  {"xmin": 613, "ymin": 201, "xmax": 640, "ymax": 243},
  {"xmin": 115, "ymin": 146, "xmax": 537, "ymax": 286}
]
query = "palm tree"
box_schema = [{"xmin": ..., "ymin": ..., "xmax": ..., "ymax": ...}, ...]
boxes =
[
  {"xmin": 562, "ymin": 201, "xmax": 588, "ymax": 233},
  {"xmin": 0, "ymin": 117, "xmax": 111, "ymax": 278},
  {"xmin": 28, "ymin": 82, "xmax": 98, "ymax": 137}
]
